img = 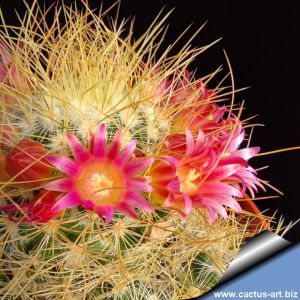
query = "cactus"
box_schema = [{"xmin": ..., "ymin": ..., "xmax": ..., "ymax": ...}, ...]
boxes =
[
  {"xmin": 0, "ymin": 2, "xmax": 275, "ymax": 299},
  {"xmin": 0, "ymin": 208, "xmax": 265, "ymax": 299}
]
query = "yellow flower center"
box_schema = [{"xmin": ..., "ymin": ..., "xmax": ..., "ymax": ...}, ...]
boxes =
[
  {"xmin": 178, "ymin": 166, "xmax": 201, "ymax": 194},
  {"xmin": 75, "ymin": 161, "xmax": 125, "ymax": 206},
  {"xmin": 207, "ymin": 114, "xmax": 214, "ymax": 121}
]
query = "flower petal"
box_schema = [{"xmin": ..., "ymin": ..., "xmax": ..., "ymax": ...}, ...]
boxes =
[
  {"xmin": 127, "ymin": 179, "xmax": 153, "ymax": 192},
  {"xmin": 46, "ymin": 156, "xmax": 79, "ymax": 176},
  {"xmin": 82, "ymin": 200, "xmax": 95, "ymax": 210},
  {"xmin": 166, "ymin": 177, "xmax": 180, "ymax": 193},
  {"xmin": 67, "ymin": 133, "xmax": 90, "ymax": 162},
  {"xmin": 208, "ymin": 164, "xmax": 241, "ymax": 180},
  {"xmin": 185, "ymin": 128, "xmax": 194, "ymax": 156},
  {"xmin": 93, "ymin": 124, "xmax": 107, "ymax": 158},
  {"xmin": 108, "ymin": 128, "xmax": 122, "ymax": 160},
  {"xmin": 200, "ymin": 182, "xmax": 243, "ymax": 198},
  {"xmin": 219, "ymin": 156, "xmax": 248, "ymax": 168},
  {"xmin": 118, "ymin": 202, "xmax": 137, "ymax": 219},
  {"xmin": 216, "ymin": 194, "xmax": 242, "ymax": 213},
  {"xmin": 51, "ymin": 192, "xmax": 82, "ymax": 212},
  {"xmin": 44, "ymin": 178, "xmax": 74, "ymax": 192},
  {"xmin": 0, "ymin": 203, "xmax": 29, "ymax": 214},
  {"xmin": 227, "ymin": 125, "xmax": 245, "ymax": 152},
  {"xmin": 113, "ymin": 140, "xmax": 136, "ymax": 166},
  {"xmin": 124, "ymin": 157, "xmax": 154, "ymax": 176},
  {"xmin": 206, "ymin": 207, "xmax": 218, "ymax": 224},
  {"xmin": 183, "ymin": 194, "xmax": 192, "ymax": 215},
  {"xmin": 97, "ymin": 206, "xmax": 114, "ymax": 223},
  {"xmin": 163, "ymin": 155, "xmax": 179, "ymax": 171},
  {"xmin": 194, "ymin": 129, "xmax": 205, "ymax": 153},
  {"xmin": 163, "ymin": 194, "xmax": 175, "ymax": 207},
  {"xmin": 205, "ymin": 198, "xmax": 228, "ymax": 219},
  {"xmin": 233, "ymin": 147, "xmax": 260, "ymax": 160},
  {"xmin": 125, "ymin": 191, "xmax": 153, "ymax": 212}
]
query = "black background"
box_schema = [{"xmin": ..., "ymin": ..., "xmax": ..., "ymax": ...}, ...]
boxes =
[{"xmin": 1, "ymin": 0, "xmax": 300, "ymax": 242}]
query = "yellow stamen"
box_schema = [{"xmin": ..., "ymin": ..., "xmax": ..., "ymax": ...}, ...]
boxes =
[
  {"xmin": 75, "ymin": 161, "xmax": 125, "ymax": 205},
  {"xmin": 178, "ymin": 167, "xmax": 201, "ymax": 194},
  {"xmin": 207, "ymin": 114, "xmax": 214, "ymax": 121}
]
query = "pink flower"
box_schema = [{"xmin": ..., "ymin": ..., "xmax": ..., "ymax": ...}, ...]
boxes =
[
  {"xmin": 44, "ymin": 124, "xmax": 154, "ymax": 223},
  {"xmin": 210, "ymin": 119, "xmax": 265, "ymax": 198},
  {"xmin": 158, "ymin": 70, "xmax": 213, "ymax": 108},
  {"xmin": 0, "ymin": 190, "xmax": 61, "ymax": 223},
  {"xmin": 157, "ymin": 69, "xmax": 227, "ymax": 137},
  {"xmin": 172, "ymin": 103, "xmax": 226, "ymax": 135},
  {"xmin": 150, "ymin": 121, "xmax": 264, "ymax": 224}
]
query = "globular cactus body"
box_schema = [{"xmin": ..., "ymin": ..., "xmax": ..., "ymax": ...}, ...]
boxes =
[{"xmin": 0, "ymin": 2, "xmax": 270, "ymax": 299}]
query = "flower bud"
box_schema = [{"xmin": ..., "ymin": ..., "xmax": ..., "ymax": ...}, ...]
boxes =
[
  {"xmin": 5, "ymin": 139, "xmax": 53, "ymax": 187},
  {"xmin": 0, "ymin": 150, "xmax": 10, "ymax": 182},
  {"xmin": 29, "ymin": 190, "xmax": 61, "ymax": 223},
  {"xmin": 0, "ymin": 189, "xmax": 61, "ymax": 223}
]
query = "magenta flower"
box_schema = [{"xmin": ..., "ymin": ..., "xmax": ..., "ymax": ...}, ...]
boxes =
[
  {"xmin": 0, "ymin": 190, "xmax": 61, "ymax": 224},
  {"xmin": 213, "ymin": 120, "xmax": 266, "ymax": 198},
  {"xmin": 44, "ymin": 124, "xmax": 154, "ymax": 223},
  {"xmin": 157, "ymin": 70, "xmax": 213, "ymax": 107},
  {"xmin": 150, "ymin": 119, "xmax": 264, "ymax": 224}
]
